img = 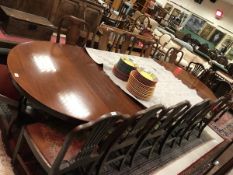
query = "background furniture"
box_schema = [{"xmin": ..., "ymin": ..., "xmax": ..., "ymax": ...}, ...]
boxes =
[
  {"xmin": 0, "ymin": 0, "xmax": 103, "ymax": 44},
  {"xmin": 0, "ymin": 6, "xmax": 54, "ymax": 40},
  {"xmin": 56, "ymin": 15, "xmax": 90, "ymax": 46}
]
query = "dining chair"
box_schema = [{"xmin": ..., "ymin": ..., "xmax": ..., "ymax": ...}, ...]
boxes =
[
  {"xmin": 186, "ymin": 62, "xmax": 206, "ymax": 78},
  {"xmin": 164, "ymin": 47, "xmax": 184, "ymax": 64},
  {"xmin": 208, "ymin": 49, "xmax": 218, "ymax": 61},
  {"xmin": 227, "ymin": 63, "xmax": 233, "ymax": 76},
  {"xmin": 98, "ymin": 24, "xmax": 123, "ymax": 52},
  {"xmin": 198, "ymin": 69, "xmax": 216, "ymax": 88},
  {"xmin": 12, "ymin": 112, "xmax": 130, "ymax": 175},
  {"xmin": 178, "ymin": 95, "xmax": 232, "ymax": 146},
  {"xmin": 132, "ymin": 15, "xmax": 151, "ymax": 33},
  {"xmin": 156, "ymin": 40, "xmax": 182, "ymax": 60},
  {"xmin": 54, "ymin": 0, "xmax": 103, "ymax": 47},
  {"xmin": 216, "ymin": 55, "xmax": 228, "ymax": 67},
  {"xmin": 128, "ymin": 101, "xmax": 191, "ymax": 166},
  {"xmin": 56, "ymin": 15, "xmax": 90, "ymax": 47},
  {"xmin": 97, "ymin": 105, "xmax": 165, "ymax": 174},
  {"xmin": 154, "ymin": 33, "xmax": 172, "ymax": 59},
  {"xmin": 213, "ymin": 80, "xmax": 233, "ymax": 98},
  {"xmin": 79, "ymin": 1, "xmax": 104, "ymax": 47},
  {"xmin": 0, "ymin": 64, "xmax": 20, "ymax": 107},
  {"xmin": 158, "ymin": 99, "xmax": 211, "ymax": 154},
  {"xmin": 116, "ymin": 33, "xmax": 156, "ymax": 57},
  {"xmin": 98, "ymin": 24, "xmax": 157, "ymax": 57}
]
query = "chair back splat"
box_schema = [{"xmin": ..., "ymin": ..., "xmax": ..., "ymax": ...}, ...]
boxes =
[
  {"xmin": 197, "ymin": 95, "xmax": 232, "ymax": 134},
  {"xmin": 158, "ymin": 99, "xmax": 211, "ymax": 154},
  {"xmin": 129, "ymin": 100, "xmax": 191, "ymax": 164},
  {"xmin": 57, "ymin": 15, "xmax": 90, "ymax": 47},
  {"xmin": 97, "ymin": 105, "xmax": 165, "ymax": 174},
  {"xmin": 178, "ymin": 95, "xmax": 232, "ymax": 145},
  {"xmin": 186, "ymin": 62, "xmax": 205, "ymax": 78}
]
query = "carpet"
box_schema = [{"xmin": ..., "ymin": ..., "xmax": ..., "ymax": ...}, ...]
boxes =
[
  {"xmin": 0, "ymin": 103, "xmax": 15, "ymax": 175},
  {"xmin": 0, "ymin": 133, "xmax": 14, "ymax": 175},
  {"xmin": 178, "ymin": 112, "xmax": 233, "ymax": 175},
  {"xmin": 178, "ymin": 141, "xmax": 229, "ymax": 175},
  {"xmin": 209, "ymin": 112, "xmax": 233, "ymax": 141}
]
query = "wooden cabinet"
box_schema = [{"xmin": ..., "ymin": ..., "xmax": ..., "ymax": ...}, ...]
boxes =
[
  {"xmin": 0, "ymin": 0, "xmax": 55, "ymax": 18},
  {"xmin": 0, "ymin": 6, "xmax": 54, "ymax": 40},
  {"xmin": 112, "ymin": 0, "xmax": 123, "ymax": 10}
]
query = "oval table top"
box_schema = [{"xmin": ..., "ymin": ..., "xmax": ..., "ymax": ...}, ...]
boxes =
[{"xmin": 7, "ymin": 41, "xmax": 216, "ymax": 122}]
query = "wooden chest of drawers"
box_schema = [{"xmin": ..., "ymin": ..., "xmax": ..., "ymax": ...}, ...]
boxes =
[{"xmin": 0, "ymin": 6, "xmax": 55, "ymax": 40}]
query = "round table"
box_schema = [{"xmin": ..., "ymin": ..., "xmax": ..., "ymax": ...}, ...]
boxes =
[{"xmin": 7, "ymin": 41, "xmax": 216, "ymax": 122}]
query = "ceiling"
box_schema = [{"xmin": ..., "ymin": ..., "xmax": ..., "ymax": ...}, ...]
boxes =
[{"xmin": 222, "ymin": 0, "xmax": 233, "ymax": 5}]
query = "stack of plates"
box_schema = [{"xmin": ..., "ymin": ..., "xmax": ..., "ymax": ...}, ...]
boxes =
[
  {"xmin": 127, "ymin": 68, "xmax": 157, "ymax": 100},
  {"xmin": 113, "ymin": 57, "xmax": 137, "ymax": 81}
]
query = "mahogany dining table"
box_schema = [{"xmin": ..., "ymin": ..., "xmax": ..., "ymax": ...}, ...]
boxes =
[{"xmin": 7, "ymin": 41, "xmax": 216, "ymax": 122}]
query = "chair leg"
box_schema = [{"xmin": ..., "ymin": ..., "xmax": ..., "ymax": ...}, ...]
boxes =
[
  {"xmin": 186, "ymin": 130, "xmax": 193, "ymax": 141},
  {"xmin": 7, "ymin": 96, "xmax": 26, "ymax": 138},
  {"xmin": 197, "ymin": 126, "xmax": 205, "ymax": 138},
  {"xmin": 12, "ymin": 127, "xmax": 24, "ymax": 164}
]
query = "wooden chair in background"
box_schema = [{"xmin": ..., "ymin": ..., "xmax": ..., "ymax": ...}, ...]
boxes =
[
  {"xmin": 154, "ymin": 33, "xmax": 172, "ymax": 59},
  {"xmin": 98, "ymin": 24, "xmax": 157, "ymax": 57},
  {"xmin": 56, "ymin": 15, "xmax": 90, "ymax": 47},
  {"xmin": 186, "ymin": 62, "xmax": 206, "ymax": 78},
  {"xmin": 213, "ymin": 80, "xmax": 232, "ymax": 98},
  {"xmin": 54, "ymin": 0, "xmax": 103, "ymax": 47},
  {"xmin": 116, "ymin": 33, "xmax": 156, "ymax": 57},
  {"xmin": 132, "ymin": 14, "xmax": 151, "ymax": 33},
  {"xmin": 216, "ymin": 55, "xmax": 228, "ymax": 67}
]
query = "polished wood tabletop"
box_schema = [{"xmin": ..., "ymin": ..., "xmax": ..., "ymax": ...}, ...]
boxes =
[{"xmin": 7, "ymin": 41, "xmax": 216, "ymax": 122}]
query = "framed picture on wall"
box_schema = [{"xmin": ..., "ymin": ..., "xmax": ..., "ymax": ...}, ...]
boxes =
[
  {"xmin": 199, "ymin": 23, "xmax": 215, "ymax": 39},
  {"xmin": 164, "ymin": 3, "xmax": 173, "ymax": 13},
  {"xmin": 184, "ymin": 15, "xmax": 205, "ymax": 33},
  {"xmin": 209, "ymin": 29, "xmax": 225, "ymax": 46}
]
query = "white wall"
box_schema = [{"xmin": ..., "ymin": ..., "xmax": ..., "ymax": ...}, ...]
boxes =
[{"xmin": 156, "ymin": 0, "xmax": 233, "ymax": 35}]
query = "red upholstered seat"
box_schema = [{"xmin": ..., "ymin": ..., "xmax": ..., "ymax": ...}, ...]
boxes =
[
  {"xmin": 0, "ymin": 64, "xmax": 20, "ymax": 100},
  {"xmin": 25, "ymin": 122, "xmax": 85, "ymax": 166}
]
